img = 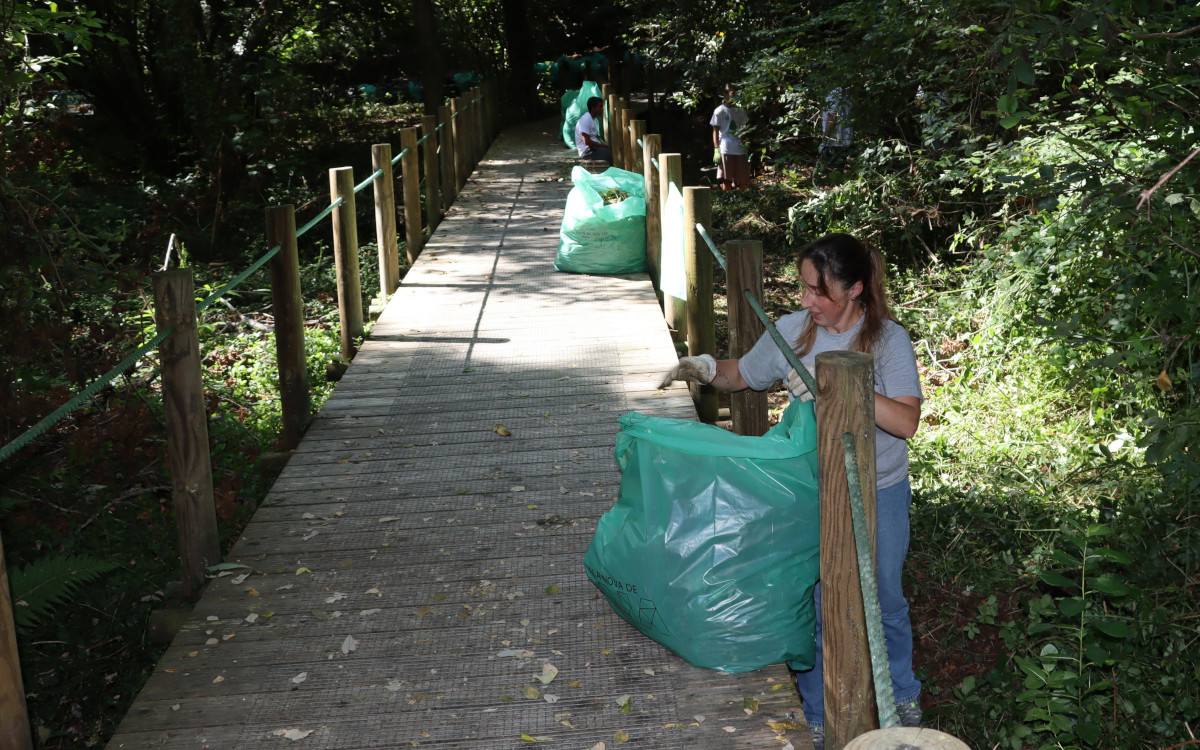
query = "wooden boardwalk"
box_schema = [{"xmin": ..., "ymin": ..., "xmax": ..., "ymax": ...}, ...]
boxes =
[{"xmin": 105, "ymin": 120, "xmax": 810, "ymax": 750}]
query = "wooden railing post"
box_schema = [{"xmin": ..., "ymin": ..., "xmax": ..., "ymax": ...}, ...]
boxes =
[
  {"xmin": 370, "ymin": 143, "xmax": 400, "ymax": 295},
  {"xmin": 439, "ymin": 105, "xmax": 457, "ymax": 207},
  {"xmin": 815, "ymin": 351, "xmax": 879, "ymax": 747},
  {"xmin": 421, "ymin": 115, "xmax": 442, "ymax": 233},
  {"xmin": 266, "ymin": 205, "xmax": 311, "ymax": 451},
  {"xmin": 684, "ymin": 186, "xmax": 717, "ymax": 423},
  {"xmin": 152, "ymin": 268, "xmax": 220, "ymax": 594},
  {"xmin": 600, "ymin": 83, "xmax": 613, "ymax": 143},
  {"xmin": 265, "ymin": 205, "xmax": 310, "ymax": 438},
  {"xmin": 400, "ymin": 127, "xmax": 422, "ymax": 264},
  {"xmin": 1, "ymin": 532, "xmax": 33, "ymax": 750},
  {"xmin": 625, "ymin": 108, "xmax": 638, "ymax": 173},
  {"xmin": 451, "ymin": 96, "xmax": 467, "ymax": 192},
  {"xmin": 630, "ymin": 120, "xmax": 645, "ymax": 176},
  {"xmin": 726, "ymin": 240, "xmax": 769, "ymax": 436},
  {"xmin": 612, "ymin": 102, "xmax": 626, "ymax": 169},
  {"xmin": 643, "ymin": 134, "xmax": 662, "ymax": 293},
  {"xmin": 471, "ymin": 85, "xmax": 484, "ymax": 164},
  {"xmin": 329, "ymin": 166, "xmax": 363, "ymax": 361},
  {"xmin": 659, "ymin": 152, "xmax": 687, "ymax": 342}
]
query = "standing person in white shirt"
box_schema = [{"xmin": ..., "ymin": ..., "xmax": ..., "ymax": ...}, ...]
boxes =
[
  {"xmin": 710, "ymin": 86, "xmax": 751, "ymax": 190},
  {"xmin": 574, "ymin": 97, "xmax": 611, "ymax": 163}
]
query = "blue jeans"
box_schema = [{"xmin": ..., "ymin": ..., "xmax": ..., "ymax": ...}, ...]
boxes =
[
  {"xmin": 794, "ymin": 479, "xmax": 921, "ymax": 728},
  {"xmin": 580, "ymin": 145, "xmax": 611, "ymax": 163}
]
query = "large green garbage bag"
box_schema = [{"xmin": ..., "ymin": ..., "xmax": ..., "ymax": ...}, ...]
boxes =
[
  {"xmin": 555, "ymin": 166, "xmax": 647, "ymax": 275},
  {"xmin": 560, "ymin": 80, "xmax": 602, "ymax": 149},
  {"xmin": 584, "ymin": 399, "xmax": 821, "ymax": 672}
]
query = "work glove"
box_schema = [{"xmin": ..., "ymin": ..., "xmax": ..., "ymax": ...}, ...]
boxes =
[
  {"xmin": 713, "ymin": 147, "xmax": 721, "ymax": 165},
  {"xmin": 659, "ymin": 354, "xmax": 717, "ymax": 389},
  {"xmin": 786, "ymin": 363, "xmax": 816, "ymax": 402}
]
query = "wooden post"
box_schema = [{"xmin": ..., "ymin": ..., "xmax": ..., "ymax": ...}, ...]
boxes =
[
  {"xmin": 400, "ymin": 127, "xmax": 422, "ymax": 264},
  {"xmin": 329, "ymin": 166, "xmax": 363, "ymax": 361},
  {"xmin": 472, "ymin": 85, "xmax": 484, "ymax": 164},
  {"xmin": 451, "ymin": 96, "xmax": 468, "ymax": 192},
  {"xmin": 726, "ymin": 241, "xmax": 769, "ymax": 435},
  {"xmin": 625, "ymin": 110, "xmax": 639, "ymax": 174},
  {"xmin": 630, "ymin": 120, "xmax": 646, "ymax": 176},
  {"xmin": 606, "ymin": 94, "xmax": 619, "ymax": 156},
  {"xmin": 421, "ymin": 114, "xmax": 441, "ymax": 233},
  {"xmin": 684, "ymin": 186, "xmax": 717, "ymax": 423},
  {"xmin": 600, "ymin": 83, "xmax": 613, "ymax": 143},
  {"xmin": 153, "ymin": 268, "xmax": 220, "ymax": 594},
  {"xmin": 370, "ymin": 143, "xmax": 400, "ymax": 295},
  {"xmin": 439, "ymin": 105, "xmax": 457, "ymax": 207},
  {"xmin": 612, "ymin": 102, "xmax": 626, "ymax": 169},
  {"xmin": 660, "ymin": 152, "xmax": 687, "ymax": 342},
  {"xmin": 1, "ymin": 532, "xmax": 34, "ymax": 750},
  {"xmin": 815, "ymin": 351, "xmax": 879, "ymax": 748},
  {"xmin": 643, "ymin": 134, "xmax": 662, "ymax": 292},
  {"xmin": 266, "ymin": 205, "xmax": 311, "ymax": 452}
]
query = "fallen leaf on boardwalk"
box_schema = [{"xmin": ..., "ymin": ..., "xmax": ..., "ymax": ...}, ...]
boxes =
[
  {"xmin": 496, "ymin": 649, "xmax": 535, "ymax": 658},
  {"xmin": 386, "ymin": 679, "xmax": 403, "ymax": 691},
  {"xmin": 188, "ymin": 651, "xmax": 198, "ymax": 657},
  {"xmin": 533, "ymin": 663, "xmax": 558, "ymax": 684},
  {"xmin": 544, "ymin": 584, "xmax": 560, "ymax": 595},
  {"xmin": 245, "ymin": 588, "xmax": 260, "ymax": 596},
  {"xmin": 613, "ymin": 730, "xmax": 629, "ymax": 743},
  {"xmin": 766, "ymin": 720, "xmax": 806, "ymax": 732},
  {"xmin": 771, "ymin": 683, "xmax": 787, "ymax": 691},
  {"xmin": 520, "ymin": 733, "xmax": 550, "ymax": 742},
  {"xmin": 568, "ymin": 680, "xmax": 583, "ymax": 688},
  {"xmin": 433, "ymin": 592, "xmax": 447, "ymax": 602},
  {"xmin": 782, "ymin": 743, "xmax": 795, "ymax": 750},
  {"xmin": 222, "ymin": 634, "xmax": 235, "ymax": 641},
  {"xmin": 616, "ymin": 695, "xmax": 631, "ymax": 712},
  {"xmin": 520, "ymin": 618, "xmax": 531, "ymax": 627},
  {"xmin": 744, "ymin": 696, "xmax": 760, "ymax": 712},
  {"xmin": 365, "ymin": 587, "xmax": 381, "ymax": 596},
  {"xmin": 244, "ymin": 613, "xmax": 259, "ymax": 624},
  {"xmin": 276, "ymin": 584, "xmax": 294, "ymax": 591},
  {"xmin": 213, "ymin": 676, "xmax": 225, "ymax": 684},
  {"xmin": 643, "ymin": 668, "xmax": 655, "ymax": 676},
  {"xmin": 543, "ymin": 693, "xmax": 560, "ymax": 704},
  {"xmin": 359, "ymin": 608, "xmax": 381, "ymax": 616},
  {"xmin": 494, "ymin": 424, "xmax": 512, "ymax": 437},
  {"xmin": 600, "ymin": 649, "xmax": 611, "ymax": 655},
  {"xmin": 295, "ymin": 567, "xmax": 312, "ymax": 575},
  {"xmin": 547, "ymin": 628, "xmax": 559, "ymax": 635},
  {"xmin": 171, "ymin": 704, "xmax": 180, "ymax": 711},
  {"xmin": 589, "ymin": 744, "xmax": 605, "ymax": 750},
  {"xmin": 417, "ymin": 605, "xmax": 432, "ymax": 616},
  {"xmin": 378, "ymin": 516, "xmax": 402, "ymax": 523},
  {"xmin": 205, "ymin": 638, "xmax": 218, "ymax": 646},
  {"xmin": 663, "ymin": 723, "xmax": 686, "ymax": 729},
  {"xmin": 325, "ymin": 592, "xmax": 347, "ymax": 603},
  {"xmin": 302, "ymin": 530, "xmax": 319, "ymax": 540},
  {"xmin": 694, "ymin": 715, "xmax": 706, "ymax": 723},
  {"xmin": 522, "ymin": 685, "xmax": 540, "ymax": 700},
  {"xmin": 231, "ymin": 573, "xmax": 250, "ymax": 585},
  {"xmin": 341, "ymin": 635, "xmax": 359, "ymax": 654},
  {"xmin": 270, "ymin": 728, "xmax": 314, "ymax": 740},
  {"xmin": 291, "ymin": 672, "xmax": 307, "ymax": 684},
  {"xmin": 722, "ymin": 726, "xmax": 737, "ymax": 733}
]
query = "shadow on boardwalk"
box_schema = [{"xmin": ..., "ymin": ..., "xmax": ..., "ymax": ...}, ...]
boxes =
[{"xmin": 105, "ymin": 119, "xmax": 809, "ymax": 750}]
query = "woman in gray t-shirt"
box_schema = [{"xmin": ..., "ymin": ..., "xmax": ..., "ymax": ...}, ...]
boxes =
[{"xmin": 660, "ymin": 233, "xmax": 924, "ymax": 745}]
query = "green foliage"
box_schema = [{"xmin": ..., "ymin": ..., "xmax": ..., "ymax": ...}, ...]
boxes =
[{"xmin": 8, "ymin": 554, "xmax": 119, "ymax": 633}]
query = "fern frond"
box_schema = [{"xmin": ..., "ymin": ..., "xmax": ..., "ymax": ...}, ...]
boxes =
[{"xmin": 8, "ymin": 554, "xmax": 120, "ymax": 633}]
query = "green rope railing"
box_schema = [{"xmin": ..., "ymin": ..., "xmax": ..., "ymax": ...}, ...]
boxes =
[
  {"xmin": 355, "ymin": 169, "xmax": 384, "ymax": 193},
  {"xmin": 841, "ymin": 432, "xmax": 901, "ymax": 729},
  {"xmin": 696, "ymin": 224, "xmax": 726, "ymax": 270},
  {"xmin": 196, "ymin": 245, "xmax": 281, "ymax": 312},
  {"xmin": 0, "ymin": 328, "xmax": 173, "ymax": 463},
  {"xmin": 389, "ymin": 146, "xmax": 411, "ymax": 166}
]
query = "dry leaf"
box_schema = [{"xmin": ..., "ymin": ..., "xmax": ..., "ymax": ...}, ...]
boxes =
[
  {"xmin": 359, "ymin": 608, "xmax": 381, "ymax": 616},
  {"xmin": 494, "ymin": 424, "xmax": 512, "ymax": 437},
  {"xmin": 543, "ymin": 693, "xmax": 560, "ymax": 703},
  {"xmin": 295, "ymin": 567, "xmax": 312, "ymax": 575},
  {"xmin": 212, "ymin": 676, "xmax": 224, "ymax": 684},
  {"xmin": 589, "ymin": 744, "xmax": 606, "ymax": 750},
  {"xmin": 291, "ymin": 672, "xmax": 307, "ymax": 684},
  {"xmin": 231, "ymin": 573, "xmax": 249, "ymax": 585},
  {"xmin": 341, "ymin": 635, "xmax": 359, "ymax": 654},
  {"xmin": 616, "ymin": 695, "xmax": 631, "ymax": 713},
  {"xmin": 722, "ymin": 726, "xmax": 737, "ymax": 733},
  {"xmin": 270, "ymin": 728, "xmax": 314, "ymax": 741},
  {"xmin": 744, "ymin": 696, "xmax": 760, "ymax": 712},
  {"xmin": 533, "ymin": 663, "xmax": 558, "ymax": 684},
  {"xmin": 520, "ymin": 733, "xmax": 550, "ymax": 742},
  {"xmin": 244, "ymin": 613, "xmax": 258, "ymax": 624},
  {"xmin": 613, "ymin": 729, "xmax": 629, "ymax": 743},
  {"xmin": 378, "ymin": 516, "xmax": 402, "ymax": 523},
  {"xmin": 522, "ymin": 685, "xmax": 540, "ymax": 700},
  {"xmin": 1157, "ymin": 369, "xmax": 1173, "ymax": 392},
  {"xmin": 544, "ymin": 584, "xmax": 560, "ymax": 595},
  {"xmin": 325, "ymin": 592, "xmax": 347, "ymax": 604},
  {"xmin": 386, "ymin": 679, "xmax": 403, "ymax": 691}
]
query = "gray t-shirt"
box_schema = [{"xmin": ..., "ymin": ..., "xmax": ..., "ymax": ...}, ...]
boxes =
[{"xmin": 738, "ymin": 310, "xmax": 922, "ymax": 489}]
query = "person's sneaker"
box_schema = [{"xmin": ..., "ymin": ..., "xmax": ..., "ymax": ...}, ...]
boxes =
[
  {"xmin": 898, "ymin": 699, "xmax": 923, "ymax": 727},
  {"xmin": 808, "ymin": 722, "xmax": 824, "ymax": 750}
]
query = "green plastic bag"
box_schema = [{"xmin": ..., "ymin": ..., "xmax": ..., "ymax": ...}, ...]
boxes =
[
  {"xmin": 584, "ymin": 399, "xmax": 820, "ymax": 672},
  {"xmin": 561, "ymin": 80, "xmax": 602, "ymax": 149},
  {"xmin": 555, "ymin": 166, "xmax": 647, "ymax": 275}
]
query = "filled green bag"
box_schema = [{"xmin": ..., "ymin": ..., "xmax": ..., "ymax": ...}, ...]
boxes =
[
  {"xmin": 561, "ymin": 80, "xmax": 602, "ymax": 149},
  {"xmin": 555, "ymin": 166, "xmax": 647, "ymax": 275},
  {"xmin": 584, "ymin": 399, "xmax": 820, "ymax": 672}
]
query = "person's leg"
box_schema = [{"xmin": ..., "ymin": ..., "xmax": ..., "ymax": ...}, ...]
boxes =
[
  {"xmin": 793, "ymin": 582, "xmax": 824, "ymax": 730},
  {"xmin": 595, "ymin": 145, "xmax": 612, "ymax": 163},
  {"xmin": 729, "ymin": 154, "xmax": 750, "ymax": 188},
  {"xmin": 875, "ymin": 479, "xmax": 922, "ymax": 716},
  {"xmin": 717, "ymin": 153, "xmax": 731, "ymax": 190}
]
